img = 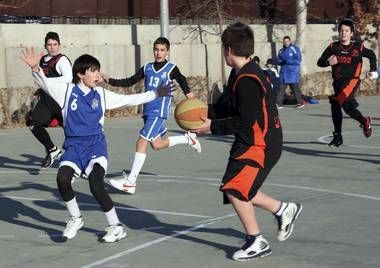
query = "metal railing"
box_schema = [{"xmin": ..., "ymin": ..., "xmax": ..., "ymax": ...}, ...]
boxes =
[{"xmin": 0, "ymin": 15, "xmax": 337, "ymax": 25}]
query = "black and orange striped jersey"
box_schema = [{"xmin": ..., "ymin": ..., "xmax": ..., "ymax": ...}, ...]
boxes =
[
  {"xmin": 317, "ymin": 41, "xmax": 377, "ymax": 81},
  {"xmin": 208, "ymin": 61, "xmax": 282, "ymax": 168}
]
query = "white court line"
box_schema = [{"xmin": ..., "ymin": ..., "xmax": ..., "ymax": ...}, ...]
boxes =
[
  {"xmin": 318, "ymin": 134, "xmax": 380, "ymax": 149},
  {"xmin": 0, "ymin": 195, "xmax": 211, "ymax": 218},
  {"xmin": 3, "ymin": 172, "xmax": 380, "ymax": 202},
  {"xmin": 82, "ymin": 213, "xmax": 236, "ymax": 268},
  {"xmin": 266, "ymin": 182, "xmax": 380, "ymax": 201}
]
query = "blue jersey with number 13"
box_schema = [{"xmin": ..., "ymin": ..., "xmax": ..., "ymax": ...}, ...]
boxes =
[{"xmin": 143, "ymin": 62, "xmax": 175, "ymax": 119}]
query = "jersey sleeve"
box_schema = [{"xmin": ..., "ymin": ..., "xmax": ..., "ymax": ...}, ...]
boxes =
[
  {"xmin": 32, "ymin": 68, "xmax": 68, "ymax": 107},
  {"xmin": 170, "ymin": 66, "xmax": 191, "ymax": 95},
  {"xmin": 210, "ymin": 77, "xmax": 262, "ymax": 135},
  {"xmin": 103, "ymin": 88, "xmax": 157, "ymax": 110},
  {"xmin": 317, "ymin": 44, "xmax": 333, "ymax": 67},
  {"xmin": 49, "ymin": 56, "xmax": 73, "ymax": 83},
  {"xmin": 362, "ymin": 46, "xmax": 377, "ymax": 71},
  {"xmin": 108, "ymin": 67, "xmax": 144, "ymax": 87}
]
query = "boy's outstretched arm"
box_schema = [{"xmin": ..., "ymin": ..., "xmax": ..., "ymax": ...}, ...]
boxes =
[
  {"xmin": 21, "ymin": 47, "xmax": 67, "ymax": 107},
  {"xmin": 21, "ymin": 47, "xmax": 43, "ymax": 72},
  {"xmin": 104, "ymin": 84, "xmax": 172, "ymax": 110}
]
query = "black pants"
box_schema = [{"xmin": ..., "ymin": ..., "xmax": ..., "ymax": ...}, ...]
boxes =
[
  {"xmin": 330, "ymin": 80, "xmax": 365, "ymax": 134},
  {"xmin": 28, "ymin": 90, "xmax": 62, "ymax": 151},
  {"xmin": 276, "ymin": 83, "xmax": 303, "ymax": 105},
  {"xmin": 56, "ymin": 164, "xmax": 114, "ymax": 212}
]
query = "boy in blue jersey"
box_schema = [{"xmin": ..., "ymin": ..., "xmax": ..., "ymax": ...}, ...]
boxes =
[
  {"xmin": 21, "ymin": 48, "xmax": 170, "ymax": 243},
  {"xmin": 102, "ymin": 37, "xmax": 201, "ymax": 194}
]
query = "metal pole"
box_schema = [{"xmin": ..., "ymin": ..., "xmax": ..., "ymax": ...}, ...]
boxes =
[{"xmin": 160, "ymin": 0, "xmax": 169, "ymax": 38}]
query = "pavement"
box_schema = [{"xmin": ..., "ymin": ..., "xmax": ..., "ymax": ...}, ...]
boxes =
[{"xmin": 0, "ymin": 96, "xmax": 379, "ymax": 268}]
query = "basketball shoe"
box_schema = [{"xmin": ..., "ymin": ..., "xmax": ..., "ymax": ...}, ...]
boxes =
[
  {"xmin": 108, "ymin": 170, "xmax": 136, "ymax": 194},
  {"xmin": 185, "ymin": 131, "xmax": 201, "ymax": 153},
  {"xmin": 41, "ymin": 146, "xmax": 62, "ymax": 169},
  {"xmin": 275, "ymin": 202, "xmax": 303, "ymax": 241},
  {"xmin": 100, "ymin": 224, "xmax": 127, "ymax": 243},
  {"xmin": 232, "ymin": 234, "xmax": 272, "ymax": 261},
  {"xmin": 361, "ymin": 116, "xmax": 372, "ymax": 138},
  {"xmin": 328, "ymin": 132, "xmax": 343, "ymax": 148},
  {"xmin": 63, "ymin": 216, "xmax": 84, "ymax": 240}
]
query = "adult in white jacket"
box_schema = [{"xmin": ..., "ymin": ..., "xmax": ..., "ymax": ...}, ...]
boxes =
[{"xmin": 21, "ymin": 48, "xmax": 169, "ymax": 243}]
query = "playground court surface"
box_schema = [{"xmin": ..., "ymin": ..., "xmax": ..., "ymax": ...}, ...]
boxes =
[{"xmin": 0, "ymin": 96, "xmax": 379, "ymax": 268}]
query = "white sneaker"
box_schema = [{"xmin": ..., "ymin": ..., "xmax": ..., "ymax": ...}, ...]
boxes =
[
  {"xmin": 100, "ymin": 224, "xmax": 127, "ymax": 243},
  {"xmin": 185, "ymin": 131, "xmax": 201, "ymax": 153},
  {"xmin": 63, "ymin": 216, "xmax": 84, "ymax": 240},
  {"xmin": 232, "ymin": 235, "xmax": 272, "ymax": 261},
  {"xmin": 41, "ymin": 146, "xmax": 62, "ymax": 169},
  {"xmin": 109, "ymin": 171, "xmax": 136, "ymax": 194},
  {"xmin": 276, "ymin": 202, "xmax": 303, "ymax": 241}
]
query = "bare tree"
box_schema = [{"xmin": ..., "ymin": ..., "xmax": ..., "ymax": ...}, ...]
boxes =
[
  {"xmin": 295, "ymin": 0, "xmax": 309, "ymax": 74},
  {"xmin": 175, "ymin": 0, "xmax": 253, "ymax": 86},
  {"xmin": 351, "ymin": 0, "xmax": 379, "ymax": 91}
]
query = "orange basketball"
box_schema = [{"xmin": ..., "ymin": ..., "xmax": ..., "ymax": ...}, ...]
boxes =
[{"xmin": 174, "ymin": 98, "xmax": 208, "ymax": 130}]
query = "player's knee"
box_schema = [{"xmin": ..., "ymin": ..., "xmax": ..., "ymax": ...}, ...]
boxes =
[
  {"xmin": 29, "ymin": 121, "xmax": 44, "ymax": 131},
  {"xmin": 88, "ymin": 164, "xmax": 106, "ymax": 197},
  {"xmin": 56, "ymin": 166, "xmax": 75, "ymax": 201},
  {"xmin": 342, "ymin": 102, "xmax": 353, "ymax": 115},
  {"xmin": 150, "ymin": 142, "xmax": 161, "ymax": 151}
]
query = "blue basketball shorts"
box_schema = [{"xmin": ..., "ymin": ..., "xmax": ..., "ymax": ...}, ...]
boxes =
[
  {"xmin": 60, "ymin": 133, "xmax": 108, "ymax": 176},
  {"xmin": 139, "ymin": 116, "xmax": 167, "ymax": 141}
]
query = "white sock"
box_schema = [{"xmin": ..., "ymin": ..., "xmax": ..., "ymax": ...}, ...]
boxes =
[
  {"xmin": 168, "ymin": 135, "xmax": 188, "ymax": 147},
  {"xmin": 105, "ymin": 207, "xmax": 120, "ymax": 226},
  {"xmin": 275, "ymin": 202, "xmax": 287, "ymax": 216},
  {"xmin": 65, "ymin": 197, "xmax": 81, "ymax": 218},
  {"xmin": 127, "ymin": 152, "xmax": 146, "ymax": 184}
]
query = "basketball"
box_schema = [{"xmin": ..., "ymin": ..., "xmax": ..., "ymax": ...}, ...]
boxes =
[{"xmin": 174, "ymin": 98, "xmax": 208, "ymax": 130}]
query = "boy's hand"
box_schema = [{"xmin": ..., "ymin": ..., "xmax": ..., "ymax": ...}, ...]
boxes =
[
  {"xmin": 190, "ymin": 117, "xmax": 211, "ymax": 134},
  {"xmin": 20, "ymin": 47, "xmax": 44, "ymax": 72},
  {"xmin": 186, "ymin": 92, "xmax": 195, "ymax": 99},
  {"xmin": 327, "ymin": 55, "xmax": 337, "ymax": 66},
  {"xmin": 366, "ymin": 71, "xmax": 378, "ymax": 80},
  {"xmin": 156, "ymin": 83, "xmax": 174, "ymax": 97}
]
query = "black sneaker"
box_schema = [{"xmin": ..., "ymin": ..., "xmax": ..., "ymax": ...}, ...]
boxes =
[
  {"xmin": 232, "ymin": 234, "xmax": 272, "ymax": 261},
  {"xmin": 328, "ymin": 132, "xmax": 343, "ymax": 148},
  {"xmin": 41, "ymin": 147, "xmax": 62, "ymax": 169}
]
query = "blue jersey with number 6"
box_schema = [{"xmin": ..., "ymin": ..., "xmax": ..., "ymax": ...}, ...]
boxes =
[
  {"xmin": 143, "ymin": 62, "xmax": 175, "ymax": 118},
  {"xmin": 64, "ymin": 85, "xmax": 104, "ymax": 137}
]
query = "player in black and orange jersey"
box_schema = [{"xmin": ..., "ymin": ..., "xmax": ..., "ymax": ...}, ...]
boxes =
[
  {"xmin": 27, "ymin": 32, "xmax": 72, "ymax": 168},
  {"xmin": 317, "ymin": 18, "xmax": 377, "ymax": 147},
  {"xmin": 191, "ymin": 22, "xmax": 302, "ymax": 261}
]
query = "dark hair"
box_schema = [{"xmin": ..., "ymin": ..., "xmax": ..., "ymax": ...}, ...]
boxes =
[
  {"xmin": 45, "ymin": 31, "xmax": 60, "ymax": 45},
  {"xmin": 266, "ymin": 58, "xmax": 274, "ymax": 65},
  {"xmin": 153, "ymin": 37, "xmax": 170, "ymax": 50},
  {"xmin": 338, "ymin": 18, "xmax": 355, "ymax": 33},
  {"xmin": 253, "ymin": 56, "xmax": 260, "ymax": 64},
  {"xmin": 72, "ymin": 54, "xmax": 100, "ymax": 84},
  {"xmin": 283, "ymin": 36, "xmax": 291, "ymax": 41},
  {"xmin": 221, "ymin": 22, "xmax": 254, "ymax": 57}
]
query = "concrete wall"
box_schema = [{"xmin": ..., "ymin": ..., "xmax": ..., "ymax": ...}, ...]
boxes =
[{"xmin": 0, "ymin": 23, "xmax": 378, "ymax": 89}]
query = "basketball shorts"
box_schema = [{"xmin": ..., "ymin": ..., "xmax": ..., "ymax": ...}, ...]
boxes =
[
  {"xmin": 220, "ymin": 159, "xmax": 274, "ymax": 204},
  {"xmin": 140, "ymin": 116, "xmax": 167, "ymax": 141},
  {"xmin": 60, "ymin": 133, "xmax": 108, "ymax": 176},
  {"xmin": 29, "ymin": 90, "xmax": 63, "ymax": 127}
]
